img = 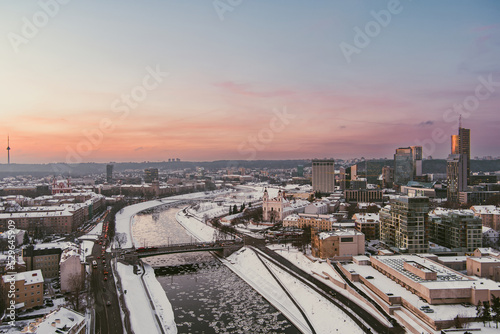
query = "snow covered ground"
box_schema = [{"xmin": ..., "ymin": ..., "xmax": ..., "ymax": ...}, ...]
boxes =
[
  {"xmin": 142, "ymin": 264, "xmax": 177, "ymax": 333},
  {"xmin": 115, "ymin": 261, "xmax": 177, "ymax": 334},
  {"xmin": 267, "ymin": 244, "xmax": 393, "ymax": 328},
  {"xmin": 175, "ymin": 209, "xmax": 219, "ymax": 242},
  {"xmin": 223, "ymin": 247, "xmax": 365, "ymax": 334},
  {"xmin": 268, "ymin": 245, "xmax": 343, "ymax": 282}
]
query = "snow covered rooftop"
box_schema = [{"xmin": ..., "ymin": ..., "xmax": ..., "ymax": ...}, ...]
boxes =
[
  {"xmin": 375, "ymin": 255, "xmax": 469, "ymax": 283},
  {"xmin": 32, "ymin": 242, "xmax": 75, "ymax": 251},
  {"xmin": 318, "ymin": 229, "xmax": 362, "ymax": 240},
  {"xmin": 2, "ymin": 269, "xmax": 43, "ymax": 285},
  {"xmin": 24, "ymin": 307, "xmax": 85, "ymax": 333},
  {"xmin": 471, "ymin": 205, "xmax": 499, "ymax": 214}
]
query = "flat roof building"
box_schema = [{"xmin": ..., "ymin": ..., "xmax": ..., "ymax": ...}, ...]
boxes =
[{"xmin": 312, "ymin": 159, "xmax": 335, "ymax": 194}]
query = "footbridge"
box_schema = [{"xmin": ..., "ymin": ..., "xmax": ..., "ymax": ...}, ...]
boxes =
[{"xmin": 122, "ymin": 241, "xmax": 244, "ymax": 263}]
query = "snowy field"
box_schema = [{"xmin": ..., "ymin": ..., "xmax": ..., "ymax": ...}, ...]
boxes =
[
  {"xmin": 142, "ymin": 264, "xmax": 177, "ymax": 333},
  {"xmin": 268, "ymin": 245, "xmax": 344, "ymax": 282},
  {"xmin": 267, "ymin": 244, "xmax": 395, "ymax": 328},
  {"xmin": 223, "ymin": 247, "xmax": 365, "ymax": 334},
  {"xmin": 115, "ymin": 261, "xmax": 177, "ymax": 334},
  {"xmin": 176, "ymin": 209, "xmax": 219, "ymax": 242}
]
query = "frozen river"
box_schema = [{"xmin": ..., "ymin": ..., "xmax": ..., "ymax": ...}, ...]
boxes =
[{"xmin": 132, "ymin": 207, "xmax": 299, "ymax": 333}]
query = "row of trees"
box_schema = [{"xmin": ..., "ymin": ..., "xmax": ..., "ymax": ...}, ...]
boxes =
[
  {"xmin": 228, "ymin": 202, "xmax": 251, "ymax": 215},
  {"xmin": 476, "ymin": 296, "xmax": 500, "ymax": 328}
]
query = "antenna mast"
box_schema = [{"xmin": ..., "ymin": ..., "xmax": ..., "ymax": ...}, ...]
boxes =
[{"xmin": 6, "ymin": 136, "xmax": 10, "ymax": 164}]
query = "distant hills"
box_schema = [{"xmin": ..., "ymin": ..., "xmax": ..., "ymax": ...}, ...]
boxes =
[{"xmin": 0, "ymin": 159, "xmax": 498, "ymax": 178}]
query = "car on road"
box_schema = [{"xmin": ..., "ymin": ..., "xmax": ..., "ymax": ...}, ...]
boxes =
[
  {"xmin": 420, "ymin": 305, "xmax": 430, "ymax": 309},
  {"xmin": 104, "ymin": 276, "xmax": 108, "ymax": 281},
  {"xmin": 423, "ymin": 308, "xmax": 434, "ymax": 313},
  {"xmin": 106, "ymin": 300, "xmax": 111, "ymax": 306},
  {"xmin": 365, "ymin": 276, "xmax": 374, "ymax": 279}
]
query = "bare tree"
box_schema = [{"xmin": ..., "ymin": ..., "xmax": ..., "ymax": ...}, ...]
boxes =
[
  {"xmin": 115, "ymin": 233, "xmax": 127, "ymax": 248},
  {"xmin": 66, "ymin": 273, "xmax": 85, "ymax": 312}
]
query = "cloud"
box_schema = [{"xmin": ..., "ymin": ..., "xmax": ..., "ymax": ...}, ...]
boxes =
[{"xmin": 418, "ymin": 120, "xmax": 434, "ymax": 127}]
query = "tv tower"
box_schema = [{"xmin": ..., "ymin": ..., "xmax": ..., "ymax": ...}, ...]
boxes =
[{"xmin": 6, "ymin": 136, "xmax": 10, "ymax": 164}]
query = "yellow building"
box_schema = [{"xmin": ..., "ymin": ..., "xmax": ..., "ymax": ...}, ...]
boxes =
[
  {"xmin": 283, "ymin": 214, "xmax": 336, "ymax": 231},
  {"xmin": 311, "ymin": 229, "xmax": 365, "ymax": 259},
  {"xmin": 2, "ymin": 270, "xmax": 44, "ymax": 311},
  {"xmin": 23, "ymin": 244, "xmax": 64, "ymax": 279}
]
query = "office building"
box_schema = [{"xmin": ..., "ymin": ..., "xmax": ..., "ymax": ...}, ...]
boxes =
[
  {"xmin": 353, "ymin": 213, "xmax": 380, "ymax": 240},
  {"xmin": 339, "ymin": 165, "xmax": 357, "ymax": 190},
  {"xmin": 393, "ymin": 146, "xmax": 422, "ymax": 186},
  {"xmin": 381, "ymin": 166, "xmax": 394, "ymax": 188},
  {"xmin": 429, "ymin": 209, "xmax": 482, "ymax": 252},
  {"xmin": 458, "ymin": 127, "xmax": 471, "ymax": 184},
  {"xmin": 380, "ymin": 196, "xmax": 429, "ymax": 253},
  {"xmin": 144, "ymin": 168, "xmax": 159, "ymax": 183},
  {"xmin": 312, "ymin": 159, "xmax": 335, "ymax": 193},
  {"xmin": 106, "ymin": 164, "xmax": 114, "ymax": 183},
  {"xmin": 297, "ymin": 165, "xmax": 304, "ymax": 177},
  {"xmin": 447, "ymin": 121, "xmax": 471, "ymax": 203},
  {"xmin": 446, "ymin": 154, "xmax": 468, "ymax": 203},
  {"xmin": 23, "ymin": 244, "xmax": 63, "ymax": 279}
]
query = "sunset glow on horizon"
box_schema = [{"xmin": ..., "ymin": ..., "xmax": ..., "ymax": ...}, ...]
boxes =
[{"xmin": 1, "ymin": 1, "xmax": 499, "ymax": 164}]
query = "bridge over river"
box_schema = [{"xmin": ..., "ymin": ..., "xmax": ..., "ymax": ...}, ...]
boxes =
[{"xmin": 121, "ymin": 240, "xmax": 245, "ymax": 263}]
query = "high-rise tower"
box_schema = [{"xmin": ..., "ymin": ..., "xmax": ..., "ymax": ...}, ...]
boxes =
[
  {"xmin": 6, "ymin": 136, "xmax": 10, "ymax": 164},
  {"xmin": 393, "ymin": 146, "xmax": 422, "ymax": 186},
  {"xmin": 106, "ymin": 164, "xmax": 114, "ymax": 183},
  {"xmin": 312, "ymin": 159, "xmax": 335, "ymax": 194},
  {"xmin": 446, "ymin": 116, "xmax": 470, "ymax": 203}
]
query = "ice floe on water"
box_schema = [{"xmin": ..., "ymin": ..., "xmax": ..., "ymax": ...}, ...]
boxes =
[{"xmin": 156, "ymin": 259, "xmax": 297, "ymax": 333}]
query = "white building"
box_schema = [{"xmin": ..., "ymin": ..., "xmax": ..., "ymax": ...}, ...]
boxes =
[
  {"xmin": 304, "ymin": 202, "xmax": 328, "ymax": 215},
  {"xmin": 60, "ymin": 246, "xmax": 85, "ymax": 293},
  {"xmin": 483, "ymin": 226, "xmax": 500, "ymax": 246}
]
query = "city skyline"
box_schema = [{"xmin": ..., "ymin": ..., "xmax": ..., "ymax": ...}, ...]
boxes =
[{"xmin": 1, "ymin": 1, "xmax": 500, "ymax": 164}]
